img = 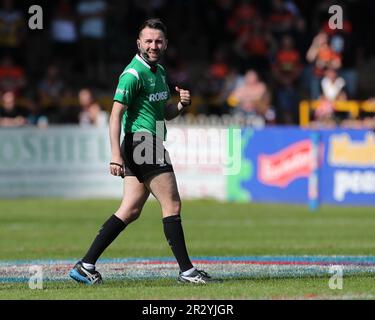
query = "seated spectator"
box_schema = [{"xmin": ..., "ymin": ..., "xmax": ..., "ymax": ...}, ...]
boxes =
[
  {"xmin": 38, "ymin": 64, "xmax": 65, "ymax": 108},
  {"xmin": 198, "ymin": 50, "xmax": 230, "ymax": 115},
  {"xmin": 267, "ymin": 0, "xmax": 298, "ymax": 40},
  {"xmin": 227, "ymin": 0, "xmax": 258, "ymax": 38},
  {"xmin": 51, "ymin": 0, "xmax": 78, "ymax": 46},
  {"xmin": 272, "ymin": 34, "xmax": 302, "ymax": 124},
  {"xmin": 321, "ymin": 68, "xmax": 346, "ymax": 102},
  {"xmin": 0, "ymin": 0, "xmax": 26, "ymax": 61},
  {"xmin": 321, "ymin": 10, "xmax": 358, "ymax": 98},
  {"xmin": 47, "ymin": 87, "xmax": 81, "ymax": 124},
  {"xmin": 78, "ymin": 88, "xmax": 108, "ymax": 127},
  {"xmin": 50, "ymin": 0, "xmax": 78, "ymax": 74},
  {"xmin": 234, "ymin": 17, "xmax": 275, "ymax": 73},
  {"xmin": 0, "ymin": 90, "xmax": 27, "ymax": 127},
  {"xmin": 0, "ymin": 55, "xmax": 26, "ymax": 94},
  {"xmin": 218, "ymin": 65, "xmax": 243, "ymax": 115},
  {"xmin": 209, "ymin": 50, "xmax": 230, "ymax": 84},
  {"xmin": 227, "ymin": 69, "xmax": 275, "ymax": 124},
  {"xmin": 23, "ymin": 93, "xmax": 48, "ymax": 127},
  {"xmin": 306, "ymin": 32, "xmax": 341, "ymax": 99},
  {"xmin": 76, "ymin": 0, "xmax": 108, "ymax": 84},
  {"xmin": 313, "ymin": 68, "xmax": 347, "ymax": 127}
]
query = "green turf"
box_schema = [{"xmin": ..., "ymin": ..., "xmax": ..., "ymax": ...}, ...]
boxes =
[
  {"xmin": 1, "ymin": 199, "xmax": 375, "ymax": 299},
  {"xmin": 2, "ymin": 276, "xmax": 375, "ymax": 300}
]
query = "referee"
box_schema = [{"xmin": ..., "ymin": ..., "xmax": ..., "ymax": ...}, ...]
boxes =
[{"xmin": 69, "ymin": 18, "xmax": 213, "ymax": 284}]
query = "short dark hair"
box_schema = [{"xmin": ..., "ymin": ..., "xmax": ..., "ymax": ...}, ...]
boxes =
[{"xmin": 138, "ymin": 18, "xmax": 167, "ymax": 38}]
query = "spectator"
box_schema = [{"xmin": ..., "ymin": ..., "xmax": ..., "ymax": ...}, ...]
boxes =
[
  {"xmin": 234, "ymin": 16, "xmax": 275, "ymax": 73},
  {"xmin": 76, "ymin": 0, "xmax": 108, "ymax": 84},
  {"xmin": 322, "ymin": 17, "xmax": 358, "ymax": 99},
  {"xmin": 197, "ymin": 49, "xmax": 231, "ymax": 115},
  {"xmin": 321, "ymin": 68, "xmax": 346, "ymax": 102},
  {"xmin": 50, "ymin": 0, "xmax": 78, "ymax": 73},
  {"xmin": 0, "ymin": 90, "xmax": 27, "ymax": 127},
  {"xmin": 0, "ymin": 54, "xmax": 26, "ymax": 94},
  {"xmin": 48, "ymin": 87, "xmax": 81, "ymax": 124},
  {"xmin": 218, "ymin": 65, "xmax": 243, "ymax": 114},
  {"xmin": 23, "ymin": 93, "xmax": 47, "ymax": 127},
  {"xmin": 306, "ymin": 32, "xmax": 341, "ymax": 99},
  {"xmin": 267, "ymin": 0, "xmax": 298, "ymax": 40},
  {"xmin": 227, "ymin": 69, "xmax": 275, "ymax": 124},
  {"xmin": 51, "ymin": 0, "xmax": 78, "ymax": 46},
  {"xmin": 313, "ymin": 68, "xmax": 347, "ymax": 127},
  {"xmin": 209, "ymin": 50, "xmax": 230, "ymax": 82},
  {"xmin": 38, "ymin": 64, "xmax": 65, "ymax": 107},
  {"xmin": 272, "ymin": 34, "xmax": 302, "ymax": 124},
  {"xmin": 0, "ymin": 0, "xmax": 26, "ymax": 62},
  {"xmin": 292, "ymin": 16, "xmax": 309, "ymax": 58},
  {"xmin": 227, "ymin": 0, "xmax": 258, "ymax": 39},
  {"xmin": 78, "ymin": 88, "xmax": 108, "ymax": 127}
]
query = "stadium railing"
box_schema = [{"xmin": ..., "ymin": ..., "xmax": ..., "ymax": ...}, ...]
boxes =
[{"xmin": 299, "ymin": 100, "xmax": 375, "ymax": 127}]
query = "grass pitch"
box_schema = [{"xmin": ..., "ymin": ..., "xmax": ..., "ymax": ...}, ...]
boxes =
[{"xmin": 1, "ymin": 199, "xmax": 375, "ymax": 299}]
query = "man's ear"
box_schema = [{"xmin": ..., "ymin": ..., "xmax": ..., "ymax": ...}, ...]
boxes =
[
  {"xmin": 137, "ymin": 39, "xmax": 141, "ymax": 49},
  {"xmin": 164, "ymin": 39, "xmax": 168, "ymax": 50}
]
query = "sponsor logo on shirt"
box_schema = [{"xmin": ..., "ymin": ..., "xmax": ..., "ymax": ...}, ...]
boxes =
[
  {"xmin": 147, "ymin": 78, "xmax": 155, "ymax": 87},
  {"xmin": 149, "ymin": 91, "xmax": 168, "ymax": 102},
  {"xmin": 116, "ymin": 88, "xmax": 128, "ymax": 96}
]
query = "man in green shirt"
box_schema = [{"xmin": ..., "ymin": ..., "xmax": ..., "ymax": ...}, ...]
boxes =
[{"xmin": 69, "ymin": 18, "xmax": 213, "ymax": 284}]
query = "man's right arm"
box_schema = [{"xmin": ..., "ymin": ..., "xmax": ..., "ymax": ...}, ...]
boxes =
[
  {"xmin": 110, "ymin": 69, "xmax": 139, "ymax": 176},
  {"xmin": 109, "ymin": 101, "xmax": 127, "ymax": 177}
]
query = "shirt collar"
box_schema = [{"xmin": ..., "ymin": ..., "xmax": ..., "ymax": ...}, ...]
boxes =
[{"xmin": 136, "ymin": 54, "xmax": 157, "ymax": 73}]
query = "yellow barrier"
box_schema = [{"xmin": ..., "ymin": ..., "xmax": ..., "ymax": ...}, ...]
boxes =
[{"xmin": 299, "ymin": 100, "xmax": 375, "ymax": 127}]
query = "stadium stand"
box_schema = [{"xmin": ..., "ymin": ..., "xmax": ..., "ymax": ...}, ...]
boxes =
[{"xmin": 0, "ymin": 0, "xmax": 375, "ymax": 129}]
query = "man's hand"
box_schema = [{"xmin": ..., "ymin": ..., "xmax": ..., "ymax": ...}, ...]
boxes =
[
  {"xmin": 165, "ymin": 87, "xmax": 191, "ymax": 120},
  {"xmin": 110, "ymin": 156, "xmax": 124, "ymax": 178},
  {"xmin": 175, "ymin": 86, "xmax": 191, "ymax": 108}
]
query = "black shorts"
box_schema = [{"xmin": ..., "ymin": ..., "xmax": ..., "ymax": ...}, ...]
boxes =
[{"xmin": 120, "ymin": 132, "xmax": 174, "ymax": 183}]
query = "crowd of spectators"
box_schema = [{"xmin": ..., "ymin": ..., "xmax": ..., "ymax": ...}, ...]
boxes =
[{"xmin": 1, "ymin": 0, "xmax": 375, "ymax": 128}]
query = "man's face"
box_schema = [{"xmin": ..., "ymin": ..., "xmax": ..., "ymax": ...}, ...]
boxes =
[
  {"xmin": 79, "ymin": 89, "xmax": 93, "ymax": 107},
  {"xmin": 2, "ymin": 91, "xmax": 16, "ymax": 110},
  {"xmin": 137, "ymin": 27, "xmax": 167, "ymax": 63}
]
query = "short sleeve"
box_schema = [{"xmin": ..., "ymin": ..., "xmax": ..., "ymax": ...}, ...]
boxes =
[{"xmin": 113, "ymin": 69, "xmax": 140, "ymax": 106}]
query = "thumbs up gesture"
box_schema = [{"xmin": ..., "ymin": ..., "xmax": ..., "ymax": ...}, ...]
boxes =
[{"xmin": 175, "ymin": 86, "xmax": 191, "ymax": 107}]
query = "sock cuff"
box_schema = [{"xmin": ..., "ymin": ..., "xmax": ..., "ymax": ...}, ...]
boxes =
[
  {"xmin": 105, "ymin": 214, "xmax": 127, "ymax": 231},
  {"xmin": 162, "ymin": 214, "xmax": 181, "ymax": 224},
  {"xmin": 181, "ymin": 267, "xmax": 196, "ymax": 276}
]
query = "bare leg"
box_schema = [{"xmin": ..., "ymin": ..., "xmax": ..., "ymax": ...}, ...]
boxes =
[
  {"xmin": 80, "ymin": 176, "xmax": 149, "ymax": 265},
  {"xmin": 144, "ymin": 172, "xmax": 181, "ymax": 218},
  {"xmin": 115, "ymin": 176, "xmax": 150, "ymax": 224}
]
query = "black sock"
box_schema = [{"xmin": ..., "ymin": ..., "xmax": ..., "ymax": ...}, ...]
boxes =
[
  {"xmin": 82, "ymin": 214, "xmax": 127, "ymax": 265},
  {"xmin": 163, "ymin": 214, "xmax": 194, "ymax": 272}
]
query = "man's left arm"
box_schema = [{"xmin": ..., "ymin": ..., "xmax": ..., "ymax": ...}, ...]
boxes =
[{"xmin": 165, "ymin": 86, "xmax": 191, "ymax": 121}]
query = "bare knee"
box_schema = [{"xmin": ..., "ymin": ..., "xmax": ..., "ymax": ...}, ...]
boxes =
[
  {"xmin": 162, "ymin": 200, "xmax": 181, "ymax": 216},
  {"xmin": 116, "ymin": 207, "xmax": 142, "ymax": 224}
]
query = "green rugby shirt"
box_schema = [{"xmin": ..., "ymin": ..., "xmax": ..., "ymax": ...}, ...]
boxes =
[{"xmin": 113, "ymin": 54, "xmax": 170, "ymax": 140}]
